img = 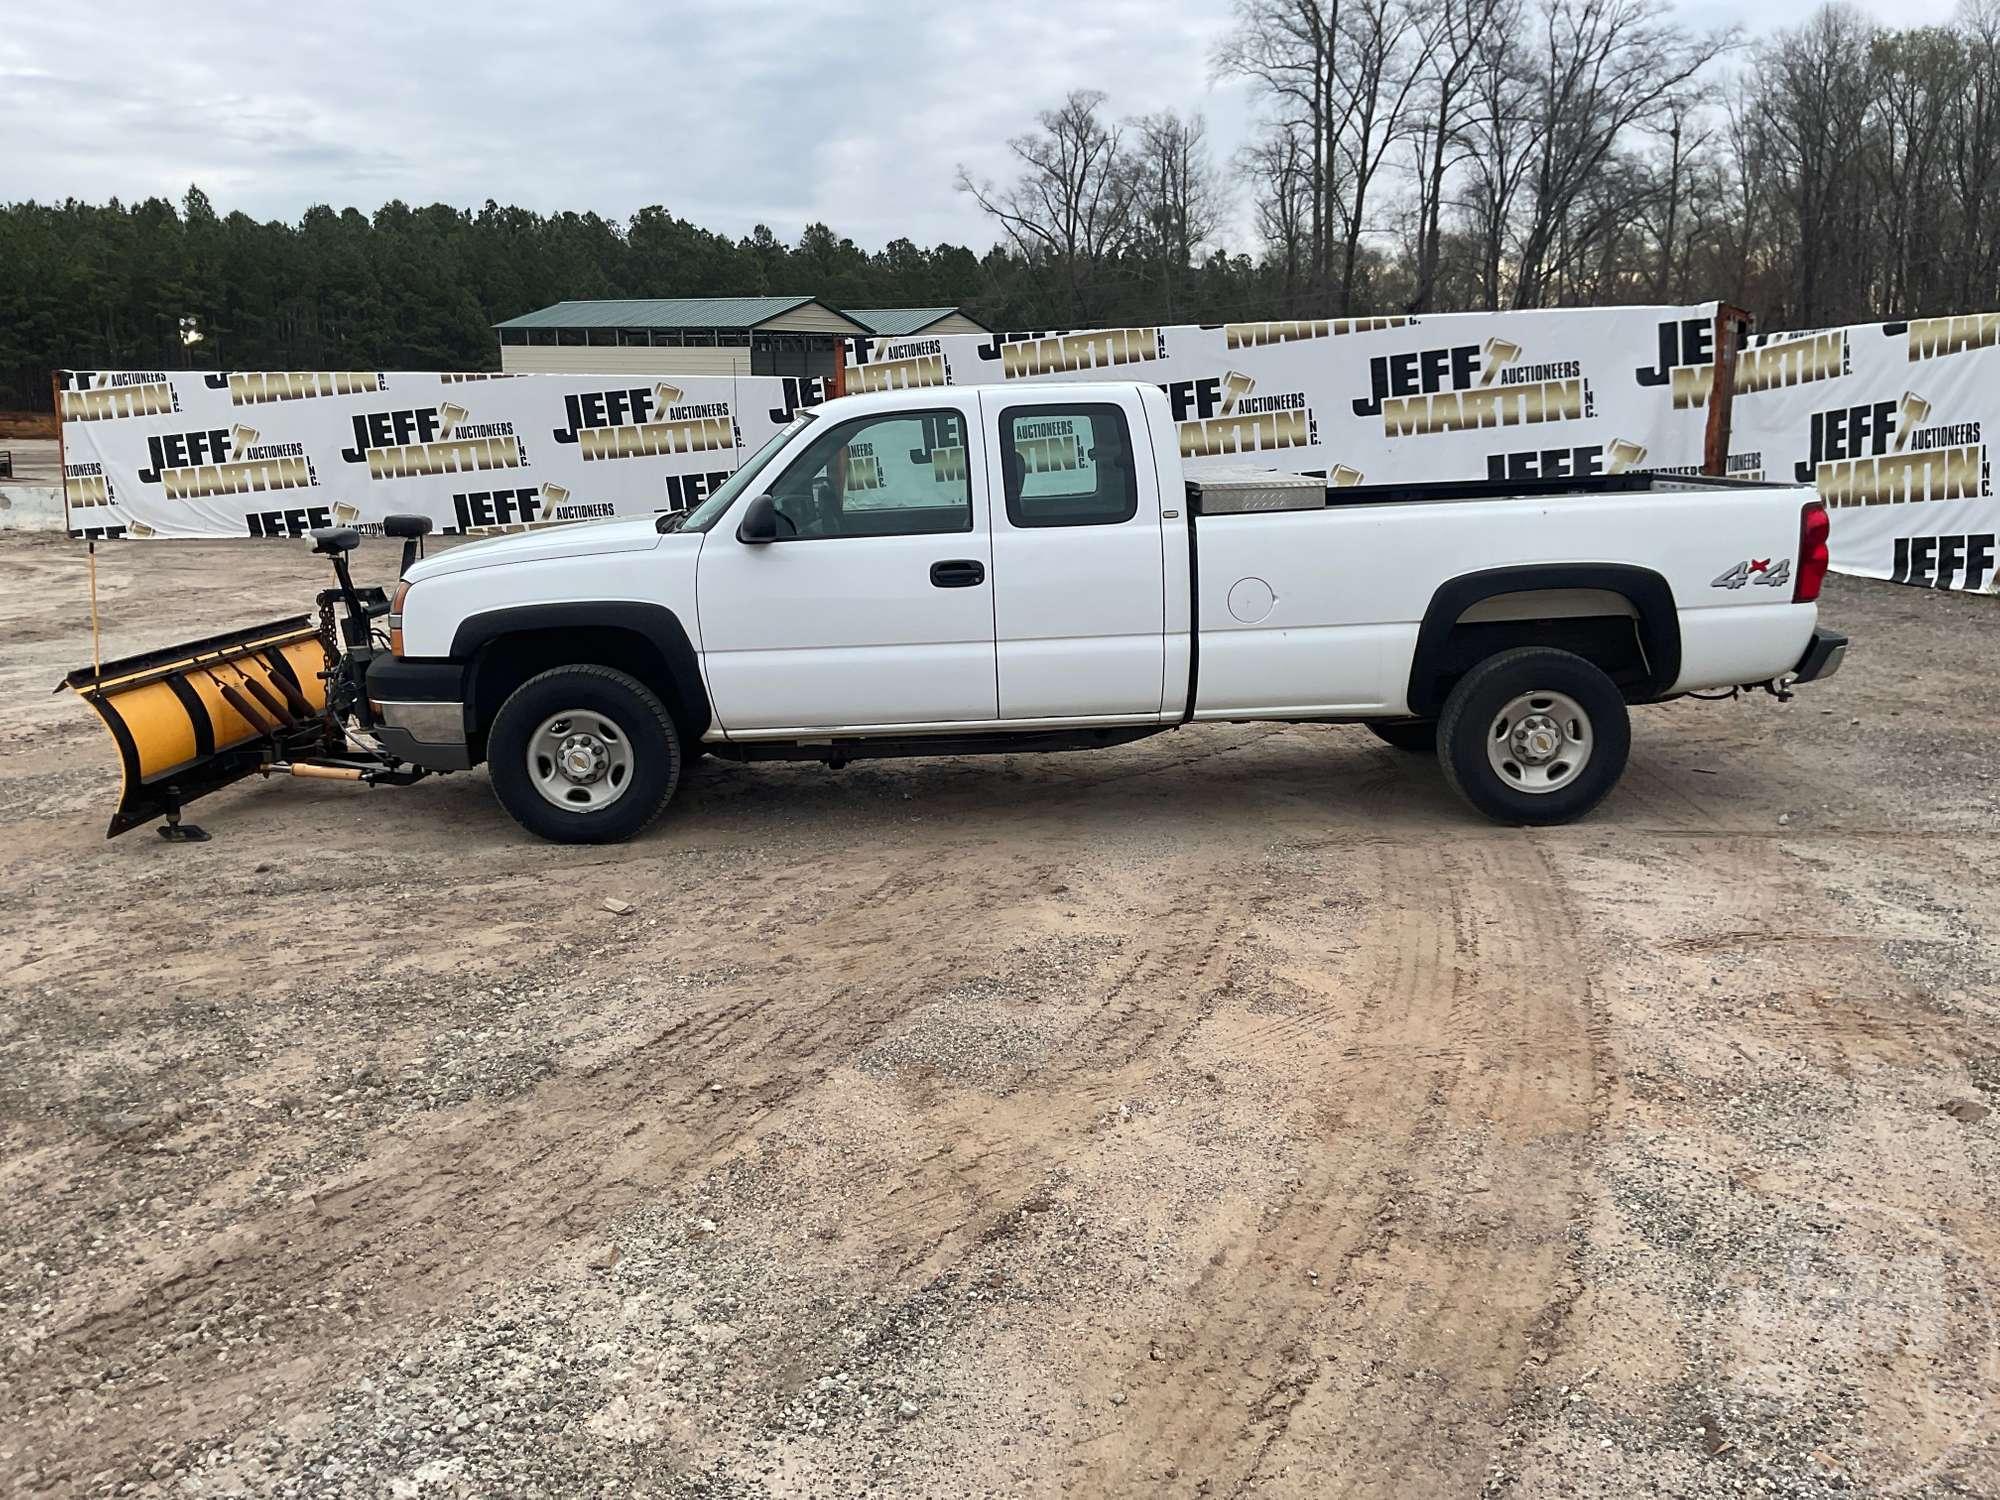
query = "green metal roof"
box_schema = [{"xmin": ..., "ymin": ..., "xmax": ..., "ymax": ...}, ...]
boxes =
[
  {"xmin": 844, "ymin": 307, "xmax": 972, "ymax": 335},
  {"xmin": 493, "ymin": 296, "xmax": 853, "ymax": 331}
]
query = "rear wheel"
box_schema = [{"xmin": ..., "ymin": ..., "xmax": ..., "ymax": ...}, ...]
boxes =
[
  {"xmin": 1437, "ymin": 647, "xmax": 1629, "ymax": 825},
  {"xmin": 487, "ymin": 666, "xmax": 681, "ymax": 843},
  {"xmin": 1364, "ymin": 719, "xmax": 1437, "ymax": 753}
]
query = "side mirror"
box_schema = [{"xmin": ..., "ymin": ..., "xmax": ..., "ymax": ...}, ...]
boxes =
[{"xmin": 736, "ymin": 493, "xmax": 780, "ymax": 545}]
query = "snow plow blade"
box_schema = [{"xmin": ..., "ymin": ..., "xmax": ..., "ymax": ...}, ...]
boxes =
[{"xmin": 60, "ymin": 616, "xmax": 332, "ymax": 837}]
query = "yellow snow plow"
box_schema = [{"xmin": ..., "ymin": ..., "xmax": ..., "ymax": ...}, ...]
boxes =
[
  {"xmin": 61, "ymin": 518, "xmax": 437, "ymax": 840},
  {"xmin": 61, "ymin": 617, "xmax": 337, "ymax": 838}
]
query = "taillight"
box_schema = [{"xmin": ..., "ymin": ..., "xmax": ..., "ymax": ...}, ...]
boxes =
[
  {"xmin": 1794, "ymin": 501, "xmax": 1830, "ymax": 603},
  {"xmin": 388, "ymin": 579, "xmax": 411, "ymax": 656}
]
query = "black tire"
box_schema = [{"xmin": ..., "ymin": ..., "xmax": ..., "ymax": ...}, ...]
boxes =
[
  {"xmin": 487, "ymin": 665, "xmax": 682, "ymax": 844},
  {"xmin": 1364, "ymin": 719, "xmax": 1437, "ymax": 753},
  {"xmin": 1436, "ymin": 647, "xmax": 1630, "ymax": 826}
]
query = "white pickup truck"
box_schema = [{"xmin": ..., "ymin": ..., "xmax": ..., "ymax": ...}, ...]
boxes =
[{"xmin": 65, "ymin": 381, "xmax": 1845, "ymax": 844}]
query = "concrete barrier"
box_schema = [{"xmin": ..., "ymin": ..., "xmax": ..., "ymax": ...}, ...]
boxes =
[{"xmin": 0, "ymin": 485, "xmax": 67, "ymax": 531}]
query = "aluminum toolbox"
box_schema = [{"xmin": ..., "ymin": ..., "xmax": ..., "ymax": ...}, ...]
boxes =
[{"xmin": 1187, "ymin": 467, "xmax": 1327, "ymax": 515}]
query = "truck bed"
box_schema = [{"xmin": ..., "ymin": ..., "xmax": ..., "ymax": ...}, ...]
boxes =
[{"xmin": 1179, "ymin": 473, "xmax": 1819, "ymax": 719}]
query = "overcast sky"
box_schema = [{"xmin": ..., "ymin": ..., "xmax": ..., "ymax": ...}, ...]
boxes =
[{"xmin": 0, "ymin": 0, "xmax": 1970, "ymax": 255}]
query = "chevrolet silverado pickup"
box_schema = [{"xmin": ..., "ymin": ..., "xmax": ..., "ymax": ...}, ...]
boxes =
[{"xmin": 65, "ymin": 381, "xmax": 1845, "ymax": 843}]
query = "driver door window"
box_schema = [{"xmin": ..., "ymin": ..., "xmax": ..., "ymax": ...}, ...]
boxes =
[{"xmin": 768, "ymin": 411, "xmax": 972, "ymax": 539}]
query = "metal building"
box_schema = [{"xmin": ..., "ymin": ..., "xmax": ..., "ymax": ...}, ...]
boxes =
[
  {"xmin": 494, "ymin": 298, "xmax": 989, "ymax": 380},
  {"xmin": 843, "ymin": 307, "xmax": 991, "ymax": 338}
]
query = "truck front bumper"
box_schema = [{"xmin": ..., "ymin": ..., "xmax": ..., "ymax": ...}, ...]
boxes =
[
  {"xmin": 366, "ymin": 657, "xmax": 472, "ymax": 771},
  {"xmin": 1791, "ymin": 627, "xmax": 1848, "ymax": 684}
]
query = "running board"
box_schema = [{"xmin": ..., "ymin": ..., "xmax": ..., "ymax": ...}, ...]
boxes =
[{"xmin": 707, "ymin": 724, "xmax": 1170, "ymax": 768}]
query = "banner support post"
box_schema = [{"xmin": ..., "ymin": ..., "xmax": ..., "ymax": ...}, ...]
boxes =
[
  {"xmin": 51, "ymin": 369, "xmax": 71, "ymax": 536},
  {"xmin": 86, "ymin": 540, "xmax": 102, "ymax": 682},
  {"xmin": 53, "ymin": 368, "xmax": 103, "ymax": 680},
  {"xmin": 1703, "ymin": 304, "xmax": 1751, "ymax": 476}
]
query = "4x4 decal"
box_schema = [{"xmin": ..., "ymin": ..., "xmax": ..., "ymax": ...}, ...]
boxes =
[{"xmin": 1712, "ymin": 557, "xmax": 1792, "ymax": 590}]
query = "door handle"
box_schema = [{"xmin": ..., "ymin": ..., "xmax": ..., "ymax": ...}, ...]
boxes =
[{"xmin": 930, "ymin": 559, "xmax": 985, "ymax": 588}]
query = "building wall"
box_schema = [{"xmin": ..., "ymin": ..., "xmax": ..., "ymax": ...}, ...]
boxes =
[
  {"xmin": 500, "ymin": 345, "xmax": 756, "ymax": 377},
  {"xmin": 921, "ymin": 312, "xmax": 989, "ymax": 336},
  {"xmin": 762, "ymin": 306, "xmax": 870, "ymax": 336}
]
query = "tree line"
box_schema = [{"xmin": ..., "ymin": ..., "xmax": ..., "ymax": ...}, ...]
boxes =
[
  {"xmin": 0, "ymin": 193, "xmax": 1003, "ymax": 412},
  {"xmin": 4, "ymin": 1, "xmax": 1994, "ymax": 413},
  {"xmin": 970, "ymin": 0, "xmax": 2000, "ymax": 327}
]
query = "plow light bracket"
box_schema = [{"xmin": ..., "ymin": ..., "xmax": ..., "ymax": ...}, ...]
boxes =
[
  {"xmin": 310, "ymin": 527, "xmax": 361, "ymax": 557},
  {"xmin": 382, "ymin": 513, "xmax": 434, "ymax": 576},
  {"xmin": 310, "ymin": 527, "xmax": 376, "ymax": 648}
]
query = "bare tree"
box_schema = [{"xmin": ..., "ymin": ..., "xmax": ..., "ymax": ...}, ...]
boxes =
[
  {"xmin": 1329, "ymin": 0, "xmax": 1428, "ymax": 311},
  {"xmin": 1216, "ymin": 0, "xmax": 1341, "ymax": 301},
  {"xmin": 1509, "ymin": 0, "xmax": 1735, "ymax": 307},
  {"xmin": 1458, "ymin": 6, "xmax": 1537, "ymax": 308},
  {"xmin": 1867, "ymin": 25, "xmax": 1962, "ymax": 312},
  {"xmin": 1753, "ymin": 6, "xmax": 1878, "ymax": 323},
  {"xmin": 956, "ymin": 91, "xmax": 1132, "ymax": 323},
  {"xmin": 1244, "ymin": 122, "xmax": 1315, "ymax": 308},
  {"xmin": 1715, "ymin": 73, "xmax": 1781, "ymax": 311},
  {"xmin": 1946, "ymin": 0, "xmax": 2000, "ymax": 308},
  {"xmin": 954, "ymin": 0, "xmax": 1997, "ymax": 332},
  {"xmin": 1640, "ymin": 92, "xmax": 1714, "ymax": 300},
  {"xmin": 1220, "ymin": 0, "xmax": 1430, "ymax": 312},
  {"xmin": 1125, "ymin": 111, "xmax": 1225, "ymax": 321},
  {"xmin": 1404, "ymin": 0, "xmax": 1509, "ymax": 310}
]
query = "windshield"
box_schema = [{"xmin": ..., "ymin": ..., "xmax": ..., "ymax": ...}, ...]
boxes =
[{"xmin": 675, "ymin": 412, "xmax": 816, "ymax": 533}]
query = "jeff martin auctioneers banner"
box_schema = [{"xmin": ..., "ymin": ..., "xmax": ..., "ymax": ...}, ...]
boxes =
[
  {"xmin": 1728, "ymin": 313, "xmax": 1999, "ymax": 593},
  {"xmin": 844, "ymin": 302, "xmax": 1727, "ymax": 489},
  {"xmin": 55, "ymin": 303, "xmax": 1725, "ymax": 542},
  {"xmin": 62, "ymin": 301, "xmax": 2000, "ymax": 593},
  {"xmin": 56, "ymin": 369, "xmax": 823, "ymax": 540}
]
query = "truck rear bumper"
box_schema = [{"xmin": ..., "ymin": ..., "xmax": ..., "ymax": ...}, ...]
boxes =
[
  {"xmin": 1791, "ymin": 627, "xmax": 1848, "ymax": 684},
  {"xmin": 366, "ymin": 657, "xmax": 472, "ymax": 771}
]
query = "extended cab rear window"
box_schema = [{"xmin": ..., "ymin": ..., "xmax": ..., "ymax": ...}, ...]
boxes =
[{"xmin": 999, "ymin": 404, "xmax": 1139, "ymax": 528}]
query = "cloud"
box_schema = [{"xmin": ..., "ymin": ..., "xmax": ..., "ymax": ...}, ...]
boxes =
[{"xmin": 0, "ymin": 0, "xmax": 1964, "ymax": 250}]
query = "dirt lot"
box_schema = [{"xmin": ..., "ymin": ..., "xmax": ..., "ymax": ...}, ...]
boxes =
[
  {"xmin": 2, "ymin": 532, "xmax": 1996, "ymax": 1498},
  {"xmin": 0, "ymin": 437, "xmax": 62, "ymax": 485}
]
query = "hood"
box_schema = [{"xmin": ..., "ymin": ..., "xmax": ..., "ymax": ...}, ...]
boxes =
[{"xmin": 404, "ymin": 515, "xmax": 666, "ymax": 582}]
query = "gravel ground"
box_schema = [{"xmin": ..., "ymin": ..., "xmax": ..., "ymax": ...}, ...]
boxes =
[
  {"xmin": 0, "ymin": 532, "xmax": 1996, "ymax": 1498},
  {"xmin": 0, "ymin": 437, "xmax": 60, "ymax": 484}
]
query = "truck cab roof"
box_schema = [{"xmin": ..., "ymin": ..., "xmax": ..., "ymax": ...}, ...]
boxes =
[{"xmin": 813, "ymin": 380, "xmax": 1160, "ymax": 423}]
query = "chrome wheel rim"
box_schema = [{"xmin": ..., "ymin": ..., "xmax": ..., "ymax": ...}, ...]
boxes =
[
  {"xmin": 528, "ymin": 709, "xmax": 633, "ymax": 812},
  {"xmin": 1486, "ymin": 690, "xmax": 1591, "ymax": 795}
]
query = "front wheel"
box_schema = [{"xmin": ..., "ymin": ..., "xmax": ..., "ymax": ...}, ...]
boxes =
[
  {"xmin": 487, "ymin": 666, "xmax": 682, "ymax": 843},
  {"xmin": 1436, "ymin": 648, "xmax": 1630, "ymax": 825}
]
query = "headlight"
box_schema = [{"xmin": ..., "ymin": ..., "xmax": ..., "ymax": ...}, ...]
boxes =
[{"xmin": 389, "ymin": 579, "xmax": 411, "ymax": 656}]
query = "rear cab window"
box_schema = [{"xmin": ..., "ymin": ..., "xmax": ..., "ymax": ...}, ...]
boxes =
[{"xmin": 999, "ymin": 404, "xmax": 1139, "ymax": 528}]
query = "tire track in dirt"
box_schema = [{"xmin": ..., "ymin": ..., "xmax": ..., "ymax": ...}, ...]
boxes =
[
  {"xmin": 1084, "ymin": 841, "xmax": 1467, "ymax": 1494},
  {"xmin": 1067, "ymin": 836, "xmax": 1604, "ymax": 1498},
  {"xmin": 1613, "ymin": 753, "xmax": 1730, "ymax": 830},
  {"xmin": 10, "ymin": 840, "xmax": 1070, "ymax": 1489},
  {"xmin": 754, "ymin": 871, "xmax": 1249, "ymax": 1284}
]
